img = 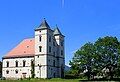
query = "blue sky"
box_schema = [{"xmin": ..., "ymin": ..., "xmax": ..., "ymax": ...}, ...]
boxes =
[{"xmin": 0, "ymin": 0, "xmax": 120, "ymax": 66}]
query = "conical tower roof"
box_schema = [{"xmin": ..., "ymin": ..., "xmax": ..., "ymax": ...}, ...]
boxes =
[
  {"xmin": 53, "ymin": 25, "xmax": 62, "ymax": 35},
  {"xmin": 35, "ymin": 18, "xmax": 50, "ymax": 30}
]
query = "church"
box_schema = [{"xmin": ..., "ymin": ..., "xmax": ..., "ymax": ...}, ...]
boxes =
[{"xmin": 2, "ymin": 19, "xmax": 65, "ymax": 79}]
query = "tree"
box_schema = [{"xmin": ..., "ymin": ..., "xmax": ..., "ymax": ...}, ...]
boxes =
[
  {"xmin": 95, "ymin": 36, "xmax": 120, "ymax": 79},
  {"xmin": 70, "ymin": 42, "xmax": 97, "ymax": 80},
  {"xmin": 69, "ymin": 36, "xmax": 120, "ymax": 80},
  {"xmin": 31, "ymin": 60, "xmax": 35, "ymax": 78}
]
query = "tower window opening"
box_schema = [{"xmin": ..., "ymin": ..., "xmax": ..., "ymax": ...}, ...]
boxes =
[
  {"xmin": 49, "ymin": 36, "xmax": 51, "ymax": 42},
  {"xmin": 39, "ymin": 46, "xmax": 42, "ymax": 52},
  {"xmin": 61, "ymin": 50, "xmax": 63, "ymax": 56},
  {"xmin": 39, "ymin": 36, "xmax": 42, "ymax": 42},
  {"xmin": 53, "ymin": 60, "xmax": 55, "ymax": 67},
  {"xmin": 53, "ymin": 52, "xmax": 55, "ymax": 57},
  {"xmin": 61, "ymin": 41, "xmax": 64, "ymax": 46},
  {"xmin": 49, "ymin": 46, "xmax": 51, "ymax": 53}
]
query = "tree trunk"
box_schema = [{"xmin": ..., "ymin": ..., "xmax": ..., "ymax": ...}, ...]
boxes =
[{"xmin": 109, "ymin": 67, "xmax": 113, "ymax": 79}]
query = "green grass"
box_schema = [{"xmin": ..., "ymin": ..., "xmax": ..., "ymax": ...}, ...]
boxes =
[{"xmin": 0, "ymin": 78, "xmax": 80, "ymax": 82}]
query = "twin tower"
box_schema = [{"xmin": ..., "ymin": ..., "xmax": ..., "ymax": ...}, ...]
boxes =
[{"xmin": 34, "ymin": 19, "xmax": 65, "ymax": 78}]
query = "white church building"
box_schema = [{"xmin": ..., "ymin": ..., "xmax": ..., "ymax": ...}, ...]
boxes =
[{"xmin": 2, "ymin": 19, "xmax": 65, "ymax": 79}]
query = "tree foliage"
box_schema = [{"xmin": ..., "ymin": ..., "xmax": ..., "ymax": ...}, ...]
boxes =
[{"xmin": 70, "ymin": 36, "xmax": 120, "ymax": 80}]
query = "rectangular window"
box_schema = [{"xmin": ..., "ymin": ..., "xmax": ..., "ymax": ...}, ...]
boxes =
[
  {"xmin": 53, "ymin": 52, "xmax": 55, "ymax": 57},
  {"xmin": 39, "ymin": 36, "xmax": 42, "ymax": 42},
  {"xmin": 16, "ymin": 61, "xmax": 18, "ymax": 67},
  {"xmin": 39, "ymin": 46, "xmax": 42, "ymax": 52},
  {"xmin": 23, "ymin": 61, "xmax": 26, "ymax": 67},
  {"xmin": 49, "ymin": 36, "xmax": 51, "ymax": 42},
  {"xmin": 49, "ymin": 46, "xmax": 51, "ymax": 53},
  {"xmin": 6, "ymin": 62, "xmax": 9, "ymax": 67},
  {"xmin": 61, "ymin": 50, "xmax": 63, "ymax": 55},
  {"xmin": 53, "ymin": 60, "xmax": 55, "ymax": 67},
  {"xmin": 61, "ymin": 41, "xmax": 64, "ymax": 46},
  {"xmin": 38, "ymin": 55, "xmax": 39, "ymax": 58}
]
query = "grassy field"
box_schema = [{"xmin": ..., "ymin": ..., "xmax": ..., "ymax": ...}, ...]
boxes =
[
  {"xmin": 0, "ymin": 78, "xmax": 80, "ymax": 82},
  {"xmin": 0, "ymin": 79, "xmax": 119, "ymax": 82}
]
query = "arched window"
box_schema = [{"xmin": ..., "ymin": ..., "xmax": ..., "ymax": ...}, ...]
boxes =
[
  {"xmin": 15, "ymin": 70, "xmax": 18, "ymax": 74},
  {"xmin": 31, "ymin": 60, "xmax": 34, "ymax": 66},
  {"xmin": 15, "ymin": 61, "xmax": 18, "ymax": 67},
  {"xmin": 39, "ymin": 46, "xmax": 42, "ymax": 52},
  {"xmin": 6, "ymin": 70, "xmax": 9, "ymax": 74}
]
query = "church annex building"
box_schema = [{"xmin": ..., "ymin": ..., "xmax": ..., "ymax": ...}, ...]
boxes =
[{"xmin": 2, "ymin": 19, "xmax": 65, "ymax": 79}]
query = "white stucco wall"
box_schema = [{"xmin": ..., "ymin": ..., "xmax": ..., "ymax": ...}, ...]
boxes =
[{"xmin": 2, "ymin": 57, "xmax": 34, "ymax": 79}]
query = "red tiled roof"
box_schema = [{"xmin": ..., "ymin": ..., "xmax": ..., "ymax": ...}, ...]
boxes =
[{"xmin": 3, "ymin": 38, "xmax": 35, "ymax": 58}]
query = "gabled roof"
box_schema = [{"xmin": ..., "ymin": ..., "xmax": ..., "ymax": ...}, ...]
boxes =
[
  {"xmin": 35, "ymin": 19, "xmax": 50, "ymax": 31},
  {"xmin": 53, "ymin": 26, "xmax": 62, "ymax": 35},
  {"xmin": 3, "ymin": 38, "xmax": 35, "ymax": 58}
]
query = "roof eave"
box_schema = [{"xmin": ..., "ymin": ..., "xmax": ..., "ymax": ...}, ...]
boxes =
[
  {"xmin": 54, "ymin": 34, "xmax": 65, "ymax": 37},
  {"xmin": 2, "ymin": 54, "xmax": 35, "ymax": 59}
]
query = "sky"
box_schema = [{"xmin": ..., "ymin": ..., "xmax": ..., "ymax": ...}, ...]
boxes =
[{"xmin": 0, "ymin": 0, "xmax": 120, "ymax": 66}]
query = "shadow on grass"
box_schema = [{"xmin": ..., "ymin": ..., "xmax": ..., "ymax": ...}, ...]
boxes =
[{"xmin": 79, "ymin": 78, "xmax": 120, "ymax": 82}]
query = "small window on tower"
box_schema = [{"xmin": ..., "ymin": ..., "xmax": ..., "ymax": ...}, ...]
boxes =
[
  {"xmin": 39, "ymin": 46, "xmax": 42, "ymax": 52},
  {"xmin": 61, "ymin": 50, "xmax": 63, "ymax": 56},
  {"xmin": 61, "ymin": 41, "xmax": 64, "ymax": 46},
  {"xmin": 49, "ymin": 46, "xmax": 51, "ymax": 53},
  {"xmin": 53, "ymin": 60, "xmax": 55, "ymax": 67},
  {"xmin": 49, "ymin": 36, "xmax": 51, "ymax": 42},
  {"xmin": 39, "ymin": 36, "xmax": 42, "ymax": 42},
  {"xmin": 53, "ymin": 52, "xmax": 55, "ymax": 57}
]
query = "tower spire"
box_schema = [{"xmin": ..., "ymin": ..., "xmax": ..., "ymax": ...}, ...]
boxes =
[
  {"xmin": 35, "ymin": 18, "xmax": 50, "ymax": 31},
  {"xmin": 53, "ymin": 25, "xmax": 62, "ymax": 35}
]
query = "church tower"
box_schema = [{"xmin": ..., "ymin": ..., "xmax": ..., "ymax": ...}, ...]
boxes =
[
  {"xmin": 34, "ymin": 19, "xmax": 52, "ymax": 78},
  {"xmin": 54, "ymin": 26, "xmax": 65, "ymax": 78},
  {"xmin": 34, "ymin": 19, "xmax": 65, "ymax": 78}
]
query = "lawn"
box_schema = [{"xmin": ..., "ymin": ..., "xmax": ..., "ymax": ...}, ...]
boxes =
[{"xmin": 0, "ymin": 78, "xmax": 80, "ymax": 82}]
